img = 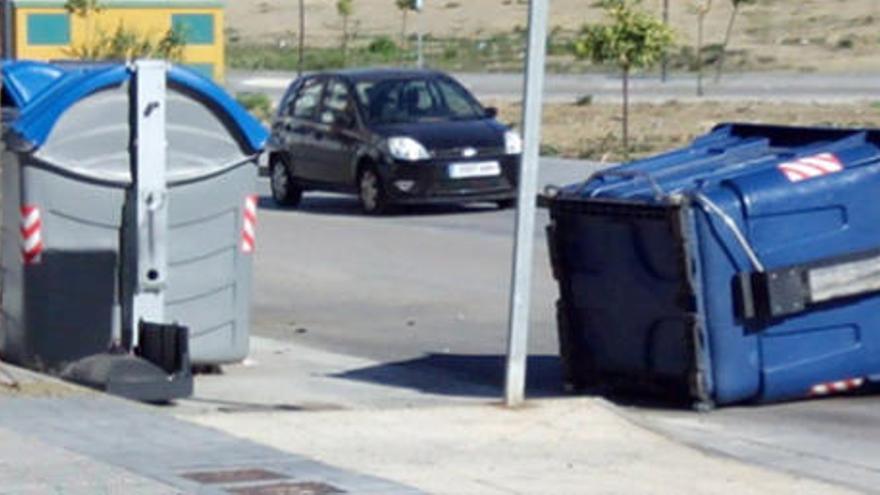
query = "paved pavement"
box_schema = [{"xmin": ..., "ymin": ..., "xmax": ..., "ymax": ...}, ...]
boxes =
[
  {"xmin": 228, "ymin": 69, "xmax": 880, "ymax": 104},
  {"xmin": 0, "ymin": 366, "xmax": 418, "ymax": 495}
]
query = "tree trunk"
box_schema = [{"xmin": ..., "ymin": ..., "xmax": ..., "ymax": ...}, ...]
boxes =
[
  {"xmin": 697, "ymin": 11, "xmax": 705, "ymax": 97},
  {"xmin": 298, "ymin": 0, "xmax": 305, "ymax": 76},
  {"xmin": 622, "ymin": 65, "xmax": 630, "ymax": 158},
  {"xmin": 341, "ymin": 15, "xmax": 349, "ymax": 67},
  {"xmin": 714, "ymin": 4, "xmax": 739, "ymax": 83},
  {"xmin": 661, "ymin": 0, "xmax": 669, "ymax": 82},
  {"xmin": 401, "ymin": 10, "xmax": 408, "ymax": 56}
]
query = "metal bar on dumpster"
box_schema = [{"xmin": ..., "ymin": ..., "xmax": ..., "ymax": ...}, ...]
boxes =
[
  {"xmin": 737, "ymin": 248, "xmax": 880, "ymax": 322},
  {"xmin": 504, "ymin": 0, "xmax": 549, "ymax": 407},
  {"xmin": 130, "ymin": 60, "xmax": 169, "ymax": 347}
]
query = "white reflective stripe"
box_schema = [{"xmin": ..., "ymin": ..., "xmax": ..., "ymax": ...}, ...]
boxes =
[
  {"xmin": 242, "ymin": 221, "xmax": 255, "ymax": 238},
  {"xmin": 781, "ymin": 168, "xmax": 807, "ymax": 182},
  {"xmin": 799, "ymin": 157, "xmax": 842, "ymax": 172},
  {"xmin": 245, "ymin": 196, "xmax": 258, "ymax": 213},
  {"xmin": 812, "ymin": 384, "xmax": 830, "ymax": 395},
  {"xmin": 22, "ymin": 231, "xmax": 42, "ymax": 251},
  {"xmin": 780, "ymin": 162, "xmax": 825, "ymax": 177},
  {"xmin": 241, "ymin": 240, "xmax": 254, "ymax": 252},
  {"xmin": 21, "ymin": 208, "xmax": 40, "ymax": 228}
]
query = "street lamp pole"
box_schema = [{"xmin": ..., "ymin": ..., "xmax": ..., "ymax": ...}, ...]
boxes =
[{"xmin": 504, "ymin": 0, "xmax": 549, "ymax": 407}]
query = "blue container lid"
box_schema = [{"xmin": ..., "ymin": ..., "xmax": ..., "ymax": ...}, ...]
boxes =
[
  {"xmin": 3, "ymin": 60, "xmax": 267, "ymax": 154},
  {"xmin": 1, "ymin": 60, "xmax": 67, "ymax": 108}
]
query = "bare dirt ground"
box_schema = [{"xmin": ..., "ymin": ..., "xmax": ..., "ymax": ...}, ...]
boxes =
[
  {"xmin": 490, "ymin": 100, "xmax": 880, "ymax": 161},
  {"xmin": 227, "ymin": 0, "xmax": 880, "ymax": 73}
]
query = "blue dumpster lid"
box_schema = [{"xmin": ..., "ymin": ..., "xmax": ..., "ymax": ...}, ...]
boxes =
[
  {"xmin": 8, "ymin": 61, "xmax": 268, "ymax": 154},
  {"xmin": 571, "ymin": 123, "xmax": 880, "ymax": 201},
  {"xmin": 1, "ymin": 60, "xmax": 67, "ymax": 108}
]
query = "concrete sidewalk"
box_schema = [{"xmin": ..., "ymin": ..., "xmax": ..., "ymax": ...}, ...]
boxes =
[
  {"xmin": 176, "ymin": 337, "xmax": 855, "ymax": 495},
  {"xmin": 0, "ymin": 364, "xmax": 418, "ymax": 495}
]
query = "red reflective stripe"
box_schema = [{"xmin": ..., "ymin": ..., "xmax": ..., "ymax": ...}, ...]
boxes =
[
  {"xmin": 20, "ymin": 205, "xmax": 43, "ymax": 265},
  {"xmin": 779, "ymin": 153, "xmax": 844, "ymax": 183},
  {"xmin": 241, "ymin": 195, "xmax": 258, "ymax": 253}
]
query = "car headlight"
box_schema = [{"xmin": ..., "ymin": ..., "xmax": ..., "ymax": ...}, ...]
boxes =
[
  {"xmin": 388, "ymin": 137, "xmax": 430, "ymax": 161},
  {"xmin": 505, "ymin": 130, "xmax": 523, "ymax": 155}
]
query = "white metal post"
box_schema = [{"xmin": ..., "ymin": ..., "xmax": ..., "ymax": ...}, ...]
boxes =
[
  {"xmin": 504, "ymin": 0, "xmax": 549, "ymax": 407},
  {"xmin": 130, "ymin": 60, "xmax": 169, "ymax": 347}
]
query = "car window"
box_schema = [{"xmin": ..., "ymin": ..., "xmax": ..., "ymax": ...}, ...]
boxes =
[
  {"xmin": 436, "ymin": 78, "xmax": 482, "ymax": 117},
  {"xmin": 277, "ymin": 80, "xmax": 301, "ymax": 117},
  {"xmin": 320, "ymin": 79, "xmax": 355, "ymax": 126},
  {"xmin": 290, "ymin": 78, "xmax": 324, "ymax": 120},
  {"xmin": 355, "ymin": 75, "xmax": 485, "ymax": 124}
]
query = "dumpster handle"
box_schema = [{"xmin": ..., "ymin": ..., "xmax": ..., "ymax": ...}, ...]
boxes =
[
  {"xmin": 586, "ymin": 170, "xmax": 667, "ymax": 201},
  {"xmin": 693, "ymin": 192, "xmax": 765, "ymax": 273}
]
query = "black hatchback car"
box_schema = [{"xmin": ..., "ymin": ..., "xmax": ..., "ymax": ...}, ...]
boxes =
[{"xmin": 267, "ymin": 69, "xmax": 522, "ymax": 214}]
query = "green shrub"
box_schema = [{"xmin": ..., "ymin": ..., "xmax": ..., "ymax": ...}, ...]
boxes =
[
  {"xmin": 367, "ymin": 36, "xmax": 399, "ymax": 56},
  {"xmin": 236, "ymin": 92, "xmax": 273, "ymax": 122}
]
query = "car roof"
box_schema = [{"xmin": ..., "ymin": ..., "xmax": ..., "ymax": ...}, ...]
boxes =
[{"xmin": 316, "ymin": 67, "xmax": 450, "ymax": 82}]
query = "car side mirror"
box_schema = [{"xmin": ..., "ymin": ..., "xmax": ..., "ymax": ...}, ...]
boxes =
[{"xmin": 484, "ymin": 107, "xmax": 498, "ymax": 119}]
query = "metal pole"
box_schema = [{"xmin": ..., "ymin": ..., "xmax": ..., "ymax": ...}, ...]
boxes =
[
  {"xmin": 504, "ymin": 0, "xmax": 548, "ymax": 407},
  {"xmin": 416, "ymin": 0, "xmax": 424, "ymax": 68},
  {"xmin": 129, "ymin": 60, "xmax": 169, "ymax": 348},
  {"xmin": 3, "ymin": 0, "xmax": 12, "ymax": 59}
]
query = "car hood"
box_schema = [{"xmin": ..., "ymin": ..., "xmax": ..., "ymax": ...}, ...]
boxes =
[{"xmin": 371, "ymin": 119, "xmax": 507, "ymax": 151}]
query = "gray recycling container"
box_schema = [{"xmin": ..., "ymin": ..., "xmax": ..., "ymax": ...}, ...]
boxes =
[{"xmin": 0, "ymin": 61, "xmax": 267, "ymax": 371}]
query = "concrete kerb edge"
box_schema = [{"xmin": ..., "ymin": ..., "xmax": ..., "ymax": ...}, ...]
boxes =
[
  {"xmin": 0, "ymin": 358, "xmax": 98, "ymax": 397},
  {"xmin": 606, "ymin": 402, "xmax": 856, "ymax": 492}
]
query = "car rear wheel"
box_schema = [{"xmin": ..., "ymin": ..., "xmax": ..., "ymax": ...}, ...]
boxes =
[
  {"xmin": 270, "ymin": 157, "xmax": 303, "ymax": 207},
  {"xmin": 358, "ymin": 167, "xmax": 390, "ymax": 215}
]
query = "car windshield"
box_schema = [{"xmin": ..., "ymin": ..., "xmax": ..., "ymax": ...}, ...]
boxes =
[{"xmin": 355, "ymin": 75, "xmax": 486, "ymax": 124}]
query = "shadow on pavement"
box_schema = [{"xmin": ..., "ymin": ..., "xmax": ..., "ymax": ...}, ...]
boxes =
[
  {"xmin": 332, "ymin": 353, "xmax": 570, "ymax": 399},
  {"xmin": 331, "ymin": 352, "xmax": 739, "ymax": 410},
  {"xmin": 257, "ymin": 195, "xmax": 503, "ymax": 218}
]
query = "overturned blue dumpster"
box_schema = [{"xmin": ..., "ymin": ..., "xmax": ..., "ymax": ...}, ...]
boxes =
[{"xmin": 545, "ymin": 124, "xmax": 880, "ymax": 407}]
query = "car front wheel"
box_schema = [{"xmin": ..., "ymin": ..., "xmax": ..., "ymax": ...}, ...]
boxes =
[
  {"xmin": 358, "ymin": 167, "xmax": 390, "ymax": 215},
  {"xmin": 270, "ymin": 157, "xmax": 303, "ymax": 207}
]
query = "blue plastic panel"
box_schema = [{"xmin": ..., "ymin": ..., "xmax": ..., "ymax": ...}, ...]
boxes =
[{"xmin": 1, "ymin": 60, "xmax": 67, "ymax": 108}]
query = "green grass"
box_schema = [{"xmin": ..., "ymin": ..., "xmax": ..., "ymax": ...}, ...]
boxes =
[{"xmin": 226, "ymin": 31, "xmax": 544, "ymax": 73}]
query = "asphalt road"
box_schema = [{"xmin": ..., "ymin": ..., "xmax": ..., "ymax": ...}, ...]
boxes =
[
  {"xmin": 251, "ymin": 157, "xmax": 593, "ymax": 363},
  {"xmin": 228, "ymin": 69, "xmax": 880, "ymax": 105},
  {"xmin": 251, "ymin": 157, "xmax": 880, "ymax": 493}
]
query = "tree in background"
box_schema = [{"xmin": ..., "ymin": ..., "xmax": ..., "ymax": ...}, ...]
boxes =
[
  {"xmin": 337, "ymin": 0, "xmax": 354, "ymax": 66},
  {"xmin": 298, "ymin": 0, "xmax": 305, "ymax": 76},
  {"xmin": 574, "ymin": 0, "xmax": 674, "ymax": 155},
  {"xmin": 693, "ymin": 0, "xmax": 712, "ymax": 96},
  {"xmin": 395, "ymin": 0, "xmax": 417, "ymax": 56},
  {"xmin": 64, "ymin": 0, "xmax": 185, "ymax": 61},
  {"xmin": 660, "ymin": 0, "xmax": 669, "ymax": 81},
  {"xmin": 65, "ymin": 0, "xmax": 104, "ymax": 59},
  {"xmin": 715, "ymin": 0, "xmax": 755, "ymax": 83}
]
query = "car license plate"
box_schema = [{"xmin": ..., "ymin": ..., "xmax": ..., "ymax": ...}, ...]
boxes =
[{"xmin": 448, "ymin": 161, "xmax": 501, "ymax": 179}]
